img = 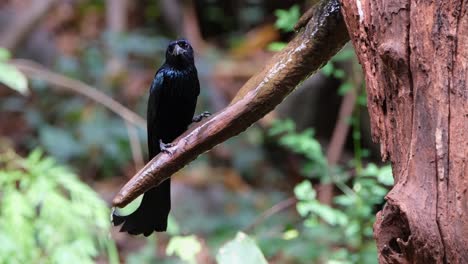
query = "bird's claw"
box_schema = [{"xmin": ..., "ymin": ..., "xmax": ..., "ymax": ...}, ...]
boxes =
[
  {"xmin": 192, "ymin": 111, "xmax": 212, "ymax": 122},
  {"xmin": 159, "ymin": 139, "xmax": 175, "ymax": 155}
]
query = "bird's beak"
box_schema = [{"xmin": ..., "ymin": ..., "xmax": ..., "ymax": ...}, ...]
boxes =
[{"xmin": 172, "ymin": 44, "xmax": 184, "ymax": 56}]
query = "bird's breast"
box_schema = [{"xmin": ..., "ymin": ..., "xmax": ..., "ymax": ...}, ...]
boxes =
[{"xmin": 155, "ymin": 70, "xmax": 199, "ymax": 142}]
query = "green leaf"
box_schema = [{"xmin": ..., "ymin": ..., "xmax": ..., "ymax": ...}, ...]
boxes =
[
  {"xmin": 377, "ymin": 165, "xmax": 394, "ymax": 186},
  {"xmin": 217, "ymin": 232, "xmax": 267, "ymax": 264},
  {"xmin": 321, "ymin": 62, "xmax": 334, "ymax": 77},
  {"xmin": 0, "ymin": 48, "xmax": 11, "ymax": 61},
  {"xmin": 268, "ymin": 119, "xmax": 295, "ymax": 136},
  {"xmin": 282, "ymin": 229, "xmax": 299, "ymax": 240},
  {"xmin": 294, "ymin": 180, "xmax": 315, "ymax": 201},
  {"xmin": 334, "ymin": 194, "xmax": 355, "ymax": 207},
  {"xmin": 357, "ymin": 93, "xmax": 367, "ymax": 106},
  {"xmin": 333, "ymin": 69, "xmax": 346, "ymax": 79},
  {"xmin": 299, "ymin": 201, "xmax": 349, "ymax": 226},
  {"xmin": 338, "ymin": 82, "xmax": 354, "ymax": 95},
  {"xmin": 267, "ymin": 42, "xmax": 287, "ymax": 52},
  {"xmin": 360, "ymin": 163, "xmax": 379, "ymax": 177},
  {"xmin": 352, "ymin": 130, "xmax": 361, "ymax": 140},
  {"xmin": 0, "ymin": 149, "xmax": 118, "ymax": 264},
  {"xmin": 166, "ymin": 235, "xmax": 201, "ymax": 264},
  {"xmin": 274, "ymin": 5, "xmax": 300, "ymax": 32},
  {"xmin": 344, "ymin": 221, "xmax": 360, "ymax": 238},
  {"xmin": 0, "ymin": 62, "xmax": 28, "ymax": 95}
]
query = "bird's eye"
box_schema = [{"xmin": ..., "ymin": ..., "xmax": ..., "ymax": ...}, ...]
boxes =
[{"xmin": 179, "ymin": 42, "xmax": 188, "ymax": 49}]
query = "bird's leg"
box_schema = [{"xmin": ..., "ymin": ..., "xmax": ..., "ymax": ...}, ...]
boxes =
[
  {"xmin": 192, "ymin": 111, "xmax": 211, "ymax": 123},
  {"xmin": 159, "ymin": 139, "xmax": 176, "ymax": 155}
]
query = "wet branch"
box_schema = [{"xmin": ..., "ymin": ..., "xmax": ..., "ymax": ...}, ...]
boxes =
[{"xmin": 113, "ymin": 0, "xmax": 349, "ymax": 207}]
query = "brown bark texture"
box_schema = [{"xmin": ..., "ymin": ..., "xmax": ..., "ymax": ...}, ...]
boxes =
[{"xmin": 340, "ymin": 0, "xmax": 467, "ymax": 263}]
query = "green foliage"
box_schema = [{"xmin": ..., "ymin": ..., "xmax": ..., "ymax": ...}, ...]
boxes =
[
  {"xmin": 0, "ymin": 149, "xmax": 118, "ymax": 264},
  {"xmin": 166, "ymin": 235, "xmax": 202, "ymax": 264},
  {"xmin": 267, "ymin": 42, "xmax": 288, "ymax": 52},
  {"xmin": 295, "ymin": 181, "xmax": 348, "ymax": 226},
  {"xmin": 321, "ymin": 47, "xmax": 359, "ymax": 96},
  {"xmin": 16, "ymin": 32, "xmax": 164, "ymax": 178},
  {"xmin": 216, "ymin": 232, "xmax": 267, "ymax": 264},
  {"xmin": 268, "ymin": 120, "xmax": 394, "ymax": 263},
  {"xmin": 274, "ymin": 5, "xmax": 301, "ymax": 32},
  {"xmin": 0, "ymin": 48, "xmax": 10, "ymax": 60},
  {"xmin": 269, "ymin": 119, "xmax": 328, "ymax": 180},
  {"xmin": 0, "ymin": 47, "xmax": 28, "ymax": 95},
  {"xmin": 268, "ymin": 5, "xmax": 301, "ymax": 51},
  {"xmin": 28, "ymin": 102, "xmax": 137, "ymax": 176},
  {"xmin": 319, "ymin": 45, "xmax": 371, "ymax": 176},
  {"xmin": 126, "ymin": 216, "xmax": 203, "ymax": 264}
]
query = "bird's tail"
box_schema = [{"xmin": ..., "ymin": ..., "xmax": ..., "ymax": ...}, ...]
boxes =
[{"xmin": 112, "ymin": 179, "xmax": 171, "ymax": 236}]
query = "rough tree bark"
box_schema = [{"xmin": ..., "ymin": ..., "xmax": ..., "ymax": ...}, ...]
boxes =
[{"xmin": 340, "ymin": 0, "xmax": 467, "ymax": 263}]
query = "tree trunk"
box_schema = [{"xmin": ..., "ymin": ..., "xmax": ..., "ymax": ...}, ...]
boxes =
[{"xmin": 340, "ymin": 0, "xmax": 467, "ymax": 263}]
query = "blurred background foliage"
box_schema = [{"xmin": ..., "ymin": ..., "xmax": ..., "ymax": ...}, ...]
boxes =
[{"xmin": 0, "ymin": 0, "xmax": 391, "ymax": 263}]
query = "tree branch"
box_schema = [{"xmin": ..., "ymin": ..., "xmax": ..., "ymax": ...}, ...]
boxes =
[
  {"xmin": 11, "ymin": 59, "xmax": 146, "ymax": 175},
  {"xmin": 113, "ymin": 0, "xmax": 349, "ymax": 207},
  {"xmin": 244, "ymin": 197, "xmax": 297, "ymax": 232},
  {"xmin": 318, "ymin": 62, "xmax": 361, "ymax": 204},
  {"xmin": 318, "ymin": 87, "xmax": 357, "ymax": 204}
]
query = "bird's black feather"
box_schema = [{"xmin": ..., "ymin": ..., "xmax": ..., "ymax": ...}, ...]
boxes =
[{"xmin": 112, "ymin": 39, "xmax": 200, "ymax": 236}]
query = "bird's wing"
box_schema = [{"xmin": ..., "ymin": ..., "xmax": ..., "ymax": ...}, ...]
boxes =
[{"xmin": 147, "ymin": 70, "xmax": 165, "ymax": 157}]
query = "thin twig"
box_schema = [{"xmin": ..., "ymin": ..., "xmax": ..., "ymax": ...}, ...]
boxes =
[
  {"xmin": 318, "ymin": 87, "xmax": 357, "ymax": 204},
  {"xmin": 125, "ymin": 121, "xmax": 144, "ymax": 174},
  {"xmin": 244, "ymin": 197, "xmax": 297, "ymax": 232},
  {"xmin": 10, "ymin": 59, "xmax": 146, "ymax": 128},
  {"xmin": 104, "ymin": 0, "xmax": 144, "ymax": 171}
]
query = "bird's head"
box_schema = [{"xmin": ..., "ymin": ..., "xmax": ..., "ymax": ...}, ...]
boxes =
[{"xmin": 165, "ymin": 39, "xmax": 195, "ymax": 68}]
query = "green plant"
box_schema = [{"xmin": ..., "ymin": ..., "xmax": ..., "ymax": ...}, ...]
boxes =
[
  {"xmin": 274, "ymin": 5, "xmax": 301, "ymax": 32},
  {"xmin": 166, "ymin": 235, "xmax": 202, "ymax": 264},
  {"xmin": 0, "ymin": 148, "xmax": 118, "ymax": 264},
  {"xmin": 268, "ymin": 119, "xmax": 329, "ymax": 181},
  {"xmin": 217, "ymin": 232, "xmax": 267, "ymax": 264},
  {"xmin": 271, "ymin": 6, "xmax": 362, "ymax": 102},
  {"xmin": 268, "ymin": 120, "xmax": 393, "ymax": 263},
  {"xmin": 126, "ymin": 215, "xmax": 204, "ymax": 264},
  {"xmin": 267, "ymin": 5, "xmax": 301, "ymax": 51},
  {"xmin": 0, "ymin": 48, "xmax": 28, "ymax": 95},
  {"xmin": 321, "ymin": 45, "xmax": 370, "ymax": 174},
  {"xmin": 7, "ymin": 34, "xmax": 165, "ymax": 179}
]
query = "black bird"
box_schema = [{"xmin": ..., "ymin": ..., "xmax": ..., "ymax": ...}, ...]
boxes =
[{"xmin": 112, "ymin": 39, "xmax": 209, "ymax": 236}]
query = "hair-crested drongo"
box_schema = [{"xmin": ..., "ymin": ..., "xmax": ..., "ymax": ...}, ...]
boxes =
[{"xmin": 112, "ymin": 39, "xmax": 209, "ymax": 236}]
